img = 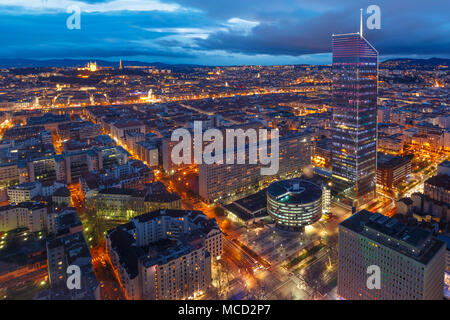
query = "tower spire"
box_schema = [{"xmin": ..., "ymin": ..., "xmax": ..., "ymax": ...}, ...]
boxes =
[{"xmin": 360, "ymin": 8, "xmax": 363, "ymax": 37}]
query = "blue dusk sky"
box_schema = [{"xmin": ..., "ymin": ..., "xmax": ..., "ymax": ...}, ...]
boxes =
[{"xmin": 0, "ymin": 0, "xmax": 449, "ymax": 65}]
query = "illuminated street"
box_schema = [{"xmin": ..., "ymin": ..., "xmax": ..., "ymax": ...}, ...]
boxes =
[{"xmin": 0, "ymin": 2, "xmax": 448, "ymax": 304}]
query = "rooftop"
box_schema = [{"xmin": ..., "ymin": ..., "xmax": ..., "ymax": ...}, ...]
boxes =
[
  {"xmin": 233, "ymin": 189, "xmax": 267, "ymax": 214},
  {"xmin": 267, "ymin": 178, "xmax": 322, "ymax": 204},
  {"xmin": 112, "ymin": 120, "xmax": 144, "ymax": 129},
  {"xmin": 438, "ymin": 160, "xmax": 450, "ymax": 169},
  {"xmin": 377, "ymin": 153, "xmax": 413, "ymax": 168},
  {"xmin": 340, "ymin": 210, "xmax": 445, "ymax": 265},
  {"xmin": 425, "ymin": 174, "xmax": 450, "ymax": 190},
  {"xmin": 53, "ymin": 187, "xmax": 71, "ymax": 197},
  {"xmin": 132, "ymin": 209, "xmax": 204, "ymax": 224},
  {"xmin": 8, "ymin": 181, "xmax": 40, "ymax": 190}
]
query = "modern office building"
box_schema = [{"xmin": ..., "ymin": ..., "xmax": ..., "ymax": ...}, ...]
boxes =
[
  {"xmin": 338, "ymin": 210, "xmax": 445, "ymax": 300},
  {"xmin": 199, "ymin": 131, "xmax": 311, "ymax": 203},
  {"xmin": 300, "ymin": 173, "xmax": 331, "ymax": 215},
  {"xmin": 267, "ymin": 179, "xmax": 322, "ymax": 232},
  {"xmin": 331, "ymin": 20, "xmax": 378, "ymax": 207}
]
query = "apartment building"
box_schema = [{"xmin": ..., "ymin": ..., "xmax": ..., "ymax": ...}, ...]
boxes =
[
  {"xmin": 7, "ymin": 181, "xmax": 42, "ymax": 204},
  {"xmin": 57, "ymin": 121, "xmax": 102, "ymax": 141},
  {"xmin": 106, "ymin": 209, "xmax": 222, "ymax": 300},
  {"xmin": 110, "ymin": 120, "xmax": 145, "ymax": 141},
  {"xmin": 0, "ymin": 202, "xmax": 47, "ymax": 232}
]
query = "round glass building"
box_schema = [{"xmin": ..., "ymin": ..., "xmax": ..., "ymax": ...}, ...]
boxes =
[{"xmin": 267, "ymin": 179, "xmax": 322, "ymax": 232}]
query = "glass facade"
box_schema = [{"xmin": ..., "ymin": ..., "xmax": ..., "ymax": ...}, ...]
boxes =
[
  {"xmin": 267, "ymin": 179, "xmax": 322, "ymax": 232},
  {"xmin": 331, "ymin": 33, "xmax": 378, "ymax": 205}
]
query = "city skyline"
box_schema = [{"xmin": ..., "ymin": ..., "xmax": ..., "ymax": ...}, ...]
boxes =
[
  {"xmin": 0, "ymin": 2, "xmax": 448, "ymax": 303},
  {"xmin": 0, "ymin": 1, "xmax": 449, "ymax": 66}
]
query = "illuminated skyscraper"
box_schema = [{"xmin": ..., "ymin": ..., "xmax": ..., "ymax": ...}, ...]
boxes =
[{"xmin": 331, "ymin": 14, "xmax": 378, "ymax": 207}]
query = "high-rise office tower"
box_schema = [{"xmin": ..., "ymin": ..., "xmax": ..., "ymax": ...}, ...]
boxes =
[
  {"xmin": 338, "ymin": 210, "xmax": 445, "ymax": 300},
  {"xmin": 331, "ymin": 13, "xmax": 378, "ymax": 207}
]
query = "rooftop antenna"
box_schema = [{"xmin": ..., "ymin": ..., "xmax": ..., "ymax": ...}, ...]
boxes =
[{"xmin": 360, "ymin": 8, "xmax": 363, "ymax": 37}]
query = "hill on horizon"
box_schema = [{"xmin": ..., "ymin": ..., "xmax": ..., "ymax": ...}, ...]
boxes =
[{"xmin": 0, "ymin": 57, "xmax": 449, "ymax": 69}]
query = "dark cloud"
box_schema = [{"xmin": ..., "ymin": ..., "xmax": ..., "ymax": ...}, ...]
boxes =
[
  {"xmin": 0, "ymin": 0, "xmax": 448, "ymax": 64},
  {"xmin": 188, "ymin": 0, "xmax": 450, "ymax": 57}
]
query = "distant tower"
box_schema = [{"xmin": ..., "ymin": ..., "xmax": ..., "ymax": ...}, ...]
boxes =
[
  {"xmin": 87, "ymin": 61, "xmax": 97, "ymax": 72},
  {"xmin": 147, "ymin": 89, "xmax": 156, "ymax": 102},
  {"xmin": 360, "ymin": 8, "xmax": 363, "ymax": 37},
  {"xmin": 119, "ymin": 59, "xmax": 123, "ymax": 70}
]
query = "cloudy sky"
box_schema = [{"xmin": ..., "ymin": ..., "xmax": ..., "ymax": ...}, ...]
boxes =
[{"xmin": 0, "ymin": 0, "xmax": 449, "ymax": 65}]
